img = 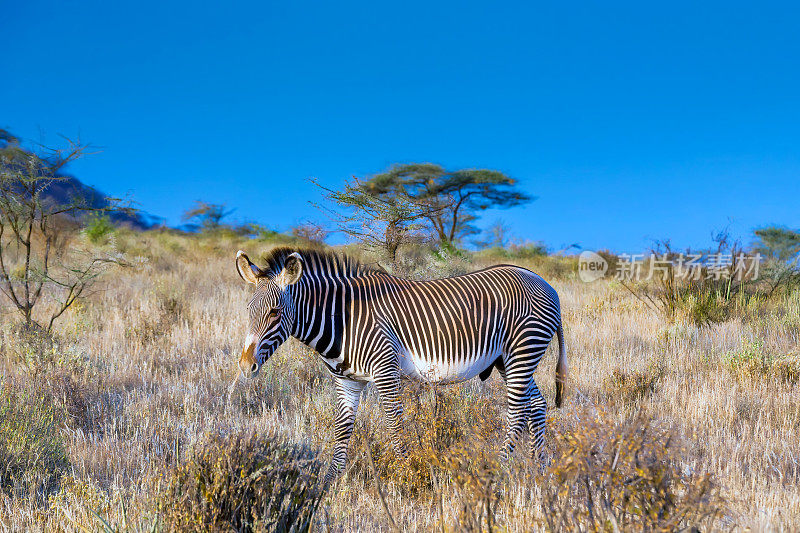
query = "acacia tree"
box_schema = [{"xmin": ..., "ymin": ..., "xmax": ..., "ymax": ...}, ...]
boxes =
[
  {"xmin": 753, "ymin": 226, "xmax": 800, "ymax": 295},
  {"xmin": 754, "ymin": 226, "xmax": 800, "ymax": 262},
  {"xmin": 0, "ymin": 131, "xmax": 129, "ymax": 331},
  {"xmin": 364, "ymin": 163, "xmax": 533, "ymax": 246},
  {"xmin": 291, "ymin": 221, "xmax": 329, "ymax": 244},
  {"xmin": 312, "ymin": 177, "xmax": 442, "ymax": 272},
  {"xmin": 182, "ymin": 201, "xmax": 234, "ymax": 232}
]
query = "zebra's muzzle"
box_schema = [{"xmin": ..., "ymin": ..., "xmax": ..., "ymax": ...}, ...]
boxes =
[{"xmin": 239, "ymin": 342, "xmax": 259, "ymax": 378}]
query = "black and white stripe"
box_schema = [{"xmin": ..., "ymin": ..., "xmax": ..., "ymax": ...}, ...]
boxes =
[{"xmin": 235, "ymin": 248, "xmax": 567, "ymax": 482}]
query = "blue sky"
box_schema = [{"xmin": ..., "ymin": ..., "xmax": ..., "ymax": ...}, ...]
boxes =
[{"xmin": 3, "ymin": 1, "xmax": 799, "ymax": 252}]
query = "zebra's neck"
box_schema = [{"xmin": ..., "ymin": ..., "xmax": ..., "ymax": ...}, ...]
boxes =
[{"xmin": 289, "ymin": 262, "xmax": 362, "ymax": 359}]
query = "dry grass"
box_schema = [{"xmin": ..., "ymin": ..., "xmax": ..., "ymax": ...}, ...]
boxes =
[
  {"xmin": 0, "ymin": 231, "xmax": 798, "ymax": 531},
  {"xmin": 159, "ymin": 431, "xmax": 323, "ymax": 532}
]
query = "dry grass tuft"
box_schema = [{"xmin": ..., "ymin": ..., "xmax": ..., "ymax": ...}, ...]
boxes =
[
  {"xmin": 0, "ymin": 380, "xmax": 70, "ymax": 499},
  {"xmin": 158, "ymin": 431, "xmax": 323, "ymax": 532},
  {"xmin": 604, "ymin": 362, "xmax": 664, "ymax": 405},
  {"xmin": 723, "ymin": 340, "xmax": 800, "ymax": 386},
  {"xmin": 537, "ymin": 408, "xmax": 728, "ymax": 531}
]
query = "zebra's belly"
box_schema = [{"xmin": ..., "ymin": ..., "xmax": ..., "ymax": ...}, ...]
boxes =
[{"xmin": 397, "ymin": 349, "xmax": 499, "ymax": 384}]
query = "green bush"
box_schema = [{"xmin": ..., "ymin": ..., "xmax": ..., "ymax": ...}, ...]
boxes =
[
  {"xmin": 0, "ymin": 381, "xmax": 69, "ymax": 498},
  {"xmin": 83, "ymin": 214, "xmax": 116, "ymax": 244},
  {"xmin": 681, "ymin": 290, "xmax": 731, "ymax": 325},
  {"xmin": 159, "ymin": 431, "xmax": 323, "ymax": 532}
]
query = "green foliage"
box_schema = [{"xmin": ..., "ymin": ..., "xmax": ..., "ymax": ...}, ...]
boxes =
[
  {"xmin": 364, "ymin": 163, "xmax": 533, "ymax": 244},
  {"xmin": 312, "ymin": 176, "xmax": 438, "ymax": 271},
  {"xmin": 476, "ymin": 241, "xmax": 547, "ymax": 260},
  {"xmin": 247, "ymin": 223, "xmax": 284, "ymax": 241},
  {"xmin": 682, "ymin": 289, "xmax": 732, "ymax": 325},
  {"xmin": 724, "ymin": 340, "xmax": 769, "ymax": 374},
  {"xmin": 159, "ymin": 431, "xmax": 323, "ymax": 532},
  {"xmin": 0, "ymin": 381, "xmax": 70, "ymax": 498},
  {"xmin": 622, "ymin": 234, "xmax": 765, "ymax": 326},
  {"xmin": 433, "ymin": 240, "xmax": 468, "ymax": 260},
  {"xmin": 754, "ymin": 226, "xmax": 800, "ymax": 262},
  {"xmin": 83, "ymin": 214, "xmax": 116, "ymax": 244},
  {"xmin": 0, "ymin": 324, "xmax": 88, "ymax": 374}
]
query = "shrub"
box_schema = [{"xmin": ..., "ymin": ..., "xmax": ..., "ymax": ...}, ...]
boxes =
[
  {"xmin": 1, "ymin": 324, "xmax": 91, "ymax": 376},
  {"xmin": 624, "ymin": 276, "xmax": 734, "ymax": 326},
  {"xmin": 476, "ymin": 242, "xmax": 547, "ymax": 260},
  {"xmin": 723, "ymin": 340, "xmax": 770, "ymax": 378},
  {"xmin": 0, "ymin": 381, "xmax": 70, "ymax": 498},
  {"xmin": 125, "ymin": 281, "xmax": 186, "ymax": 344},
  {"xmin": 473, "ymin": 249, "xmax": 577, "ymax": 280},
  {"xmin": 655, "ymin": 322, "xmax": 698, "ymax": 345},
  {"xmin": 437, "ymin": 450, "xmax": 501, "ymax": 532},
  {"xmin": 506, "ymin": 241, "xmax": 548, "ymax": 258},
  {"xmin": 604, "ymin": 362, "xmax": 664, "ymax": 405},
  {"xmin": 772, "ymin": 352, "xmax": 800, "ymax": 385},
  {"xmin": 159, "ymin": 431, "xmax": 323, "ymax": 532},
  {"xmin": 351, "ymin": 381, "xmax": 503, "ymax": 497},
  {"xmin": 680, "ymin": 290, "xmax": 731, "ymax": 325},
  {"xmin": 250, "ymin": 224, "xmax": 289, "ymax": 243},
  {"xmin": 723, "ymin": 340, "xmax": 800, "ymax": 385},
  {"xmin": 0, "ymin": 323, "xmax": 56, "ymax": 368},
  {"xmin": 83, "ymin": 214, "xmax": 116, "ymax": 244},
  {"xmin": 537, "ymin": 408, "xmax": 726, "ymax": 531}
]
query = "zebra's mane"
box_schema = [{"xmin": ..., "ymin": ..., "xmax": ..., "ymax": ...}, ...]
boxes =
[{"xmin": 259, "ymin": 246, "xmax": 382, "ymax": 278}]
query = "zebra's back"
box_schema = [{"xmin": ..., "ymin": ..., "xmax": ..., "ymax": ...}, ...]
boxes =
[{"xmin": 343, "ymin": 265, "xmax": 561, "ymax": 383}]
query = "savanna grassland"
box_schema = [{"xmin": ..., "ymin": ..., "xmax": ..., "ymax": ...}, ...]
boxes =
[{"xmin": 1, "ymin": 229, "xmax": 799, "ymax": 532}]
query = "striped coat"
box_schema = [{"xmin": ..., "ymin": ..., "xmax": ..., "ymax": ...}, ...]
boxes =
[{"xmin": 236, "ymin": 247, "xmax": 566, "ymax": 482}]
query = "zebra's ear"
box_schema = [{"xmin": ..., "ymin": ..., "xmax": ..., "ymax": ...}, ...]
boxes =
[
  {"xmin": 236, "ymin": 250, "xmax": 261, "ymax": 285},
  {"xmin": 279, "ymin": 252, "xmax": 303, "ymax": 287}
]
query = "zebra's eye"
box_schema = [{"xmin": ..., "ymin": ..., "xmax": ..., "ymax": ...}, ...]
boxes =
[{"xmin": 267, "ymin": 309, "xmax": 280, "ymax": 320}]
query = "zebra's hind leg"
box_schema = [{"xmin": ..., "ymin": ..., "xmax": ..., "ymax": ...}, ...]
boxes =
[
  {"xmin": 374, "ymin": 372, "xmax": 407, "ymax": 457},
  {"xmin": 500, "ymin": 342, "xmax": 549, "ymax": 462},
  {"xmin": 325, "ymin": 377, "xmax": 367, "ymax": 485},
  {"xmin": 527, "ymin": 380, "xmax": 548, "ymax": 463},
  {"xmin": 500, "ymin": 369, "xmax": 532, "ymax": 462}
]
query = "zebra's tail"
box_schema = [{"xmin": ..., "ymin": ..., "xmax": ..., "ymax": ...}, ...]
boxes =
[{"xmin": 555, "ymin": 322, "xmax": 567, "ymax": 408}]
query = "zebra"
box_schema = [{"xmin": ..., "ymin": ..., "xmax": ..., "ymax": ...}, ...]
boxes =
[{"xmin": 235, "ymin": 247, "xmax": 566, "ymax": 482}]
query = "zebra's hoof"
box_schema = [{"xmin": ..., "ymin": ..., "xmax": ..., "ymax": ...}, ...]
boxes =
[
  {"xmin": 533, "ymin": 451, "xmax": 552, "ymax": 472},
  {"xmin": 322, "ymin": 466, "xmax": 342, "ymax": 487}
]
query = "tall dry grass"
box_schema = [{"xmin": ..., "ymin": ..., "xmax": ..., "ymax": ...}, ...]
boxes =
[{"xmin": 0, "ymin": 231, "xmax": 798, "ymax": 531}]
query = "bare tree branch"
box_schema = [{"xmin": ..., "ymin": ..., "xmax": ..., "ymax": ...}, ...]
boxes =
[{"xmin": 0, "ymin": 134, "xmax": 132, "ymax": 330}]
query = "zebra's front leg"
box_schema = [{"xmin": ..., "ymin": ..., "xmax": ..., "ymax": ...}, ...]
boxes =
[
  {"xmin": 374, "ymin": 371, "xmax": 407, "ymax": 457},
  {"xmin": 325, "ymin": 377, "xmax": 366, "ymax": 484}
]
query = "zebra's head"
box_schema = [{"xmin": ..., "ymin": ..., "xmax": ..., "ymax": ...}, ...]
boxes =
[{"xmin": 235, "ymin": 250, "xmax": 303, "ymax": 378}]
